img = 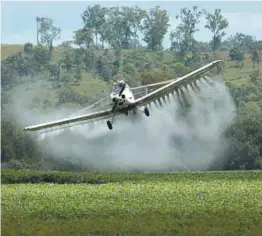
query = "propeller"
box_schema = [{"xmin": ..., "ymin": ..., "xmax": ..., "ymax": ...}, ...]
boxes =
[
  {"xmin": 112, "ymin": 82, "xmax": 126, "ymax": 113},
  {"xmin": 118, "ymin": 83, "xmax": 126, "ymax": 96}
]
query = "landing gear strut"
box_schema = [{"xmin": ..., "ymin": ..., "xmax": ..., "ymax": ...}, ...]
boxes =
[
  {"xmin": 144, "ymin": 107, "xmax": 150, "ymax": 116},
  {"xmin": 107, "ymin": 120, "xmax": 113, "ymax": 130}
]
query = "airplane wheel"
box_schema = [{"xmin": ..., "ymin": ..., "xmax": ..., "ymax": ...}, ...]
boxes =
[
  {"xmin": 107, "ymin": 120, "xmax": 113, "ymax": 130},
  {"xmin": 144, "ymin": 107, "xmax": 150, "ymax": 116}
]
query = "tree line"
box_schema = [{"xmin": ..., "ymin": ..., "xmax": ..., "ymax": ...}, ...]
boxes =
[
  {"xmin": 36, "ymin": 5, "xmax": 230, "ymax": 53},
  {"xmin": 33, "ymin": 4, "xmax": 261, "ymax": 77}
]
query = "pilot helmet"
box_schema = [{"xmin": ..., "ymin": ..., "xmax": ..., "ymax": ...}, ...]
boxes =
[{"xmin": 119, "ymin": 80, "xmax": 125, "ymax": 86}]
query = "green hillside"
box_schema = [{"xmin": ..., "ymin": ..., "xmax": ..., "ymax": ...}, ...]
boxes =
[
  {"xmin": 1, "ymin": 42, "xmax": 262, "ymax": 172},
  {"xmin": 2, "ymin": 43, "xmax": 261, "ymax": 87},
  {"xmin": 1, "ymin": 4, "xmax": 262, "ymax": 171}
]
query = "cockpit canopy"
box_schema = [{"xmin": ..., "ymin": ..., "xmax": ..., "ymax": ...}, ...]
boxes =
[{"xmin": 112, "ymin": 80, "xmax": 129, "ymax": 93}]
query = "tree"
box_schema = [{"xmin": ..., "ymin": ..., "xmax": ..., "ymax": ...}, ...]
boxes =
[
  {"xmin": 121, "ymin": 6, "xmax": 138, "ymax": 48},
  {"xmin": 33, "ymin": 45, "xmax": 50, "ymax": 66},
  {"xmin": 72, "ymin": 49, "xmax": 84, "ymax": 69},
  {"xmin": 205, "ymin": 9, "xmax": 229, "ymax": 51},
  {"xmin": 221, "ymin": 33, "xmax": 255, "ymax": 51},
  {"xmin": 98, "ymin": 21, "xmax": 115, "ymax": 49},
  {"xmin": 73, "ymin": 28, "xmax": 94, "ymax": 48},
  {"xmin": 129, "ymin": 39, "xmax": 143, "ymax": 49},
  {"xmin": 249, "ymin": 70, "xmax": 260, "ymax": 85},
  {"xmin": 250, "ymin": 41, "xmax": 262, "ymax": 68},
  {"xmin": 229, "ymin": 47, "xmax": 244, "ymax": 61},
  {"xmin": 24, "ymin": 43, "xmax": 33, "ymax": 54},
  {"xmin": 233, "ymin": 33, "xmax": 255, "ymax": 52},
  {"xmin": 109, "ymin": 6, "xmax": 135, "ymax": 49},
  {"xmin": 224, "ymin": 117, "xmax": 262, "ymax": 170},
  {"xmin": 81, "ymin": 4, "xmax": 108, "ymax": 47},
  {"xmin": 113, "ymin": 59, "xmax": 120, "ymax": 69},
  {"xmin": 170, "ymin": 28, "xmax": 187, "ymax": 62},
  {"xmin": 123, "ymin": 63, "xmax": 136, "ymax": 75},
  {"xmin": 105, "ymin": 7, "xmax": 132, "ymax": 49},
  {"xmin": 130, "ymin": 6, "xmax": 147, "ymax": 48},
  {"xmin": 173, "ymin": 62, "xmax": 190, "ymax": 77},
  {"xmin": 194, "ymin": 41, "xmax": 210, "ymax": 52},
  {"xmin": 142, "ymin": 6, "xmax": 170, "ymax": 51},
  {"xmin": 75, "ymin": 66, "xmax": 82, "ymax": 83},
  {"xmin": 251, "ymin": 50, "xmax": 260, "ymax": 69},
  {"xmin": 83, "ymin": 49, "xmax": 97, "ymax": 75},
  {"xmin": 170, "ymin": 29, "xmax": 182, "ymax": 52},
  {"xmin": 38, "ymin": 17, "xmax": 61, "ymax": 54},
  {"xmin": 239, "ymin": 101, "xmax": 261, "ymax": 117},
  {"xmin": 174, "ymin": 6, "xmax": 205, "ymax": 56},
  {"xmin": 36, "ymin": 17, "xmax": 40, "ymax": 45},
  {"xmin": 126, "ymin": 6, "xmax": 147, "ymax": 48},
  {"xmin": 79, "ymin": 5, "xmax": 147, "ymax": 49}
]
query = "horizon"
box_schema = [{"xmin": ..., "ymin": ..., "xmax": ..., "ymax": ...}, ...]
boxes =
[{"xmin": 2, "ymin": 1, "xmax": 262, "ymax": 48}]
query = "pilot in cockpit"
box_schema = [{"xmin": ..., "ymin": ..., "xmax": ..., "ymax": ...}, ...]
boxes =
[{"xmin": 112, "ymin": 80, "xmax": 127, "ymax": 93}]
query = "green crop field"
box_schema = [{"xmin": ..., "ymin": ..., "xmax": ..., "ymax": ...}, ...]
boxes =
[{"xmin": 2, "ymin": 170, "xmax": 262, "ymax": 236}]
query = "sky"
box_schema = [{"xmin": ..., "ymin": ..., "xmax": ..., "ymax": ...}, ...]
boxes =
[{"xmin": 1, "ymin": 1, "xmax": 262, "ymax": 49}]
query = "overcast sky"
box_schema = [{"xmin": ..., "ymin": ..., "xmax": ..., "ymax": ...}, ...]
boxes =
[{"xmin": 2, "ymin": 1, "xmax": 262, "ymax": 48}]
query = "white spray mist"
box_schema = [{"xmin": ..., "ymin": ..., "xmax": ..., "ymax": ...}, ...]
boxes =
[{"xmin": 10, "ymin": 77, "xmax": 236, "ymax": 172}]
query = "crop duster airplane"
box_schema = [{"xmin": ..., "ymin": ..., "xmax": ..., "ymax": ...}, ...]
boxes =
[{"xmin": 24, "ymin": 60, "xmax": 222, "ymax": 132}]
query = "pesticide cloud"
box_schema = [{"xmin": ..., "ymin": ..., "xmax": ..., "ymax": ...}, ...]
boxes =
[{"xmin": 12, "ymin": 77, "xmax": 236, "ymax": 172}]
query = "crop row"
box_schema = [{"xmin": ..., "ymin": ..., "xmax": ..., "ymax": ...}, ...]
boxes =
[
  {"xmin": 2, "ymin": 170, "xmax": 262, "ymax": 235},
  {"xmin": 2, "ymin": 169, "xmax": 262, "ymax": 184}
]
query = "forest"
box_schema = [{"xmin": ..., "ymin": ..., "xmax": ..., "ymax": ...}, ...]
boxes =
[{"xmin": 1, "ymin": 4, "xmax": 262, "ymax": 171}]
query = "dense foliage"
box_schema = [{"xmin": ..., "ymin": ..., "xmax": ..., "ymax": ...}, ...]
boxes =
[
  {"xmin": 2, "ymin": 171, "xmax": 262, "ymax": 235},
  {"xmin": 1, "ymin": 4, "xmax": 262, "ymax": 171}
]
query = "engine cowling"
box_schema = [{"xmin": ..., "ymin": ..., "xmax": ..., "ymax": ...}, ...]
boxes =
[{"xmin": 112, "ymin": 96, "xmax": 125, "ymax": 107}]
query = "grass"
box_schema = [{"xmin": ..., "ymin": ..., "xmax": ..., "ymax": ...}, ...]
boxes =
[
  {"xmin": 69, "ymin": 72, "xmax": 112, "ymax": 99},
  {"xmin": 2, "ymin": 170, "xmax": 262, "ymax": 235},
  {"xmin": 223, "ymin": 55, "xmax": 262, "ymax": 86},
  {"xmin": 1, "ymin": 44, "xmax": 24, "ymax": 60}
]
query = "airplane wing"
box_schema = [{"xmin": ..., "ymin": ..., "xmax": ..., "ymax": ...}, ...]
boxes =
[
  {"xmin": 130, "ymin": 80, "xmax": 175, "ymax": 100},
  {"xmin": 134, "ymin": 60, "xmax": 222, "ymax": 107},
  {"xmin": 130, "ymin": 79, "xmax": 174, "ymax": 91},
  {"xmin": 66, "ymin": 95, "xmax": 111, "ymax": 117},
  {"xmin": 24, "ymin": 108, "xmax": 113, "ymax": 132}
]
